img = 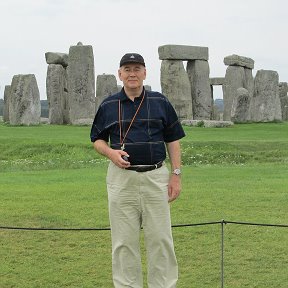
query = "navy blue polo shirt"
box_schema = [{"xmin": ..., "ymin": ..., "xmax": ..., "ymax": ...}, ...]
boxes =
[{"xmin": 90, "ymin": 88, "xmax": 185, "ymax": 165}]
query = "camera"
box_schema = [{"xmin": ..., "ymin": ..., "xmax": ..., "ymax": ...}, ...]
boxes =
[{"xmin": 121, "ymin": 155, "xmax": 129, "ymax": 162}]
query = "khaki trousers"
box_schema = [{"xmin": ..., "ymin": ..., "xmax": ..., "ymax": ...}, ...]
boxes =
[{"xmin": 106, "ymin": 162, "xmax": 178, "ymax": 288}]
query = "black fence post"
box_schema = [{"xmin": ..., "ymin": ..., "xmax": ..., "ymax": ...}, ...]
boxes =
[{"xmin": 221, "ymin": 219, "xmax": 225, "ymax": 288}]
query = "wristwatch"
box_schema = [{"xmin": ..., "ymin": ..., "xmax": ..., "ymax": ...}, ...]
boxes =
[{"xmin": 172, "ymin": 168, "xmax": 181, "ymax": 175}]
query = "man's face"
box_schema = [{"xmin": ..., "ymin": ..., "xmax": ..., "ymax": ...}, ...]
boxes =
[{"xmin": 118, "ymin": 63, "xmax": 146, "ymax": 90}]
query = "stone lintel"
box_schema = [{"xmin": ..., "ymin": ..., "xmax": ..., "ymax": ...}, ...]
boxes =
[
  {"xmin": 158, "ymin": 45, "xmax": 208, "ymax": 61},
  {"xmin": 210, "ymin": 77, "xmax": 225, "ymax": 86},
  {"xmin": 224, "ymin": 54, "xmax": 254, "ymax": 69},
  {"xmin": 45, "ymin": 52, "xmax": 69, "ymax": 67}
]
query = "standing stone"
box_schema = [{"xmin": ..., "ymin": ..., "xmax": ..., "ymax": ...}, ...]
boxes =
[
  {"xmin": 187, "ymin": 60, "xmax": 212, "ymax": 120},
  {"xmin": 222, "ymin": 66, "xmax": 245, "ymax": 120},
  {"xmin": 3, "ymin": 85, "xmax": 11, "ymax": 123},
  {"xmin": 62, "ymin": 77, "xmax": 70, "ymax": 124},
  {"xmin": 244, "ymin": 68, "xmax": 254, "ymax": 96},
  {"xmin": 67, "ymin": 43, "xmax": 95, "ymax": 125},
  {"xmin": 95, "ymin": 74, "xmax": 118, "ymax": 111},
  {"xmin": 250, "ymin": 70, "xmax": 282, "ymax": 122},
  {"xmin": 279, "ymin": 82, "xmax": 288, "ymax": 121},
  {"xmin": 46, "ymin": 64, "xmax": 67, "ymax": 124},
  {"xmin": 212, "ymin": 104, "xmax": 221, "ymax": 121},
  {"xmin": 9, "ymin": 74, "xmax": 41, "ymax": 125},
  {"xmin": 144, "ymin": 85, "xmax": 151, "ymax": 91},
  {"xmin": 160, "ymin": 60, "xmax": 192, "ymax": 120},
  {"xmin": 231, "ymin": 88, "xmax": 251, "ymax": 123},
  {"xmin": 223, "ymin": 54, "xmax": 255, "ymax": 121}
]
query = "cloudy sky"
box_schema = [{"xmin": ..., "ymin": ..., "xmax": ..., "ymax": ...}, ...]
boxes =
[{"xmin": 0, "ymin": 0, "xmax": 287, "ymax": 99}]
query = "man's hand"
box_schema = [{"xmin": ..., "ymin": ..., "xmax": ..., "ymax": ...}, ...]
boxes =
[
  {"xmin": 168, "ymin": 174, "xmax": 181, "ymax": 202},
  {"xmin": 93, "ymin": 140, "xmax": 130, "ymax": 169},
  {"xmin": 107, "ymin": 149, "xmax": 131, "ymax": 169}
]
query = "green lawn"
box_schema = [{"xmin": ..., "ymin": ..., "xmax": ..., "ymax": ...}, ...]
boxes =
[{"xmin": 0, "ymin": 122, "xmax": 288, "ymax": 287}]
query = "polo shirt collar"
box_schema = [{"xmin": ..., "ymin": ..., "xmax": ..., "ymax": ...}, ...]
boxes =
[{"xmin": 119, "ymin": 87, "xmax": 145, "ymax": 102}]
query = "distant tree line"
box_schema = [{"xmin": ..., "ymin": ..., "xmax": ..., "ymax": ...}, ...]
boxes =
[{"xmin": 40, "ymin": 100, "xmax": 49, "ymax": 117}]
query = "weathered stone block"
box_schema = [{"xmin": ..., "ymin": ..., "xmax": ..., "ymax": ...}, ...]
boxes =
[
  {"xmin": 45, "ymin": 52, "xmax": 69, "ymax": 67},
  {"xmin": 9, "ymin": 74, "xmax": 41, "ymax": 125},
  {"xmin": 3, "ymin": 85, "xmax": 11, "ymax": 123},
  {"xmin": 223, "ymin": 66, "xmax": 245, "ymax": 121},
  {"xmin": 46, "ymin": 64, "xmax": 67, "ymax": 124},
  {"xmin": 231, "ymin": 88, "xmax": 251, "ymax": 123},
  {"xmin": 160, "ymin": 60, "xmax": 192, "ymax": 120},
  {"xmin": 181, "ymin": 119, "xmax": 234, "ymax": 128},
  {"xmin": 67, "ymin": 44, "xmax": 95, "ymax": 125},
  {"xmin": 224, "ymin": 54, "xmax": 254, "ymax": 69},
  {"xmin": 158, "ymin": 45, "xmax": 208, "ymax": 61},
  {"xmin": 210, "ymin": 77, "xmax": 225, "ymax": 86},
  {"xmin": 144, "ymin": 85, "xmax": 151, "ymax": 91},
  {"xmin": 250, "ymin": 70, "xmax": 282, "ymax": 122},
  {"xmin": 95, "ymin": 74, "xmax": 118, "ymax": 111},
  {"xmin": 187, "ymin": 60, "xmax": 212, "ymax": 120},
  {"xmin": 279, "ymin": 82, "xmax": 288, "ymax": 121}
]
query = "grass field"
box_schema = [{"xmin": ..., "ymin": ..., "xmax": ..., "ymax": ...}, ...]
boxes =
[{"xmin": 0, "ymin": 122, "xmax": 288, "ymax": 287}]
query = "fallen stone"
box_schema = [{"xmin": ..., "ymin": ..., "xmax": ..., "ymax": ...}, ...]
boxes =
[
  {"xmin": 40, "ymin": 117, "xmax": 49, "ymax": 124},
  {"xmin": 181, "ymin": 119, "xmax": 234, "ymax": 128}
]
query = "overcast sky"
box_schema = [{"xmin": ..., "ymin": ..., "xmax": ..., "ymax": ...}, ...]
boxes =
[{"xmin": 1, "ymin": 0, "xmax": 287, "ymax": 100}]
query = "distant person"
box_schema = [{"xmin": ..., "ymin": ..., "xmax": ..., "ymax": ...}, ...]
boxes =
[{"xmin": 90, "ymin": 53, "xmax": 185, "ymax": 287}]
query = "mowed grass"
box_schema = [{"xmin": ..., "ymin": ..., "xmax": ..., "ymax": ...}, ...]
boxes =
[{"xmin": 0, "ymin": 122, "xmax": 288, "ymax": 287}]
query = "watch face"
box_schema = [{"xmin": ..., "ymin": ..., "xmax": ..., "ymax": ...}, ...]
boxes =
[{"xmin": 173, "ymin": 168, "xmax": 181, "ymax": 175}]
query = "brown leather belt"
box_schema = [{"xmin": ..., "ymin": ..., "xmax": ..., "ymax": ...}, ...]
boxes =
[{"xmin": 125, "ymin": 161, "xmax": 163, "ymax": 172}]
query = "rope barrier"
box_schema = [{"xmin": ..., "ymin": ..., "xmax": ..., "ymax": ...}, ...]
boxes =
[
  {"xmin": 224, "ymin": 220, "xmax": 288, "ymax": 228},
  {"xmin": 1, "ymin": 219, "xmax": 287, "ymax": 288},
  {"xmin": 0, "ymin": 226, "xmax": 110, "ymax": 231},
  {"xmin": 0, "ymin": 220, "xmax": 287, "ymax": 231}
]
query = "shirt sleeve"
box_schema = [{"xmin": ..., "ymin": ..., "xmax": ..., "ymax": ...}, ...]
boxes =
[
  {"xmin": 163, "ymin": 100, "xmax": 186, "ymax": 143},
  {"xmin": 90, "ymin": 105, "xmax": 110, "ymax": 143}
]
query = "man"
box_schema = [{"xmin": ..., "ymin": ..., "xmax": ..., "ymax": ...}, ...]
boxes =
[{"xmin": 90, "ymin": 53, "xmax": 185, "ymax": 288}]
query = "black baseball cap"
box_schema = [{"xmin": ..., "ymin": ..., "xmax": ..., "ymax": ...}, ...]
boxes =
[{"xmin": 119, "ymin": 53, "xmax": 145, "ymax": 67}]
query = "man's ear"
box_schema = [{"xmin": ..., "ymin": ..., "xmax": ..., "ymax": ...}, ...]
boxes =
[{"xmin": 118, "ymin": 68, "xmax": 123, "ymax": 81}]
